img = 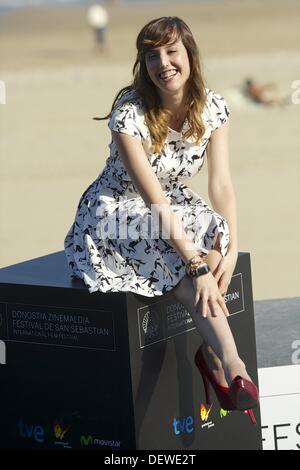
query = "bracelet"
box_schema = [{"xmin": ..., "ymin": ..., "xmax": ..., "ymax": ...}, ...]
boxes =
[
  {"xmin": 188, "ymin": 263, "xmax": 211, "ymax": 278},
  {"xmin": 185, "ymin": 252, "xmax": 209, "ymax": 277}
]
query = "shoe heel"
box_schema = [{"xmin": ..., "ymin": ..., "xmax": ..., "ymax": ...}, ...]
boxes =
[
  {"xmin": 229, "ymin": 376, "xmax": 259, "ymax": 411},
  {"xmin": 245, "ymin": 409, "xmax": 257, "ymax": 425},
  {"xmin": 200, "ymin": 370, "xmax": 211, "ymax": 404}
]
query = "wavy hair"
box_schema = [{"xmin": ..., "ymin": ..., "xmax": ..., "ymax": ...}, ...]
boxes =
[{"xmin": 96, "ymin": 17, "xmax": 207, "ymax": 154}]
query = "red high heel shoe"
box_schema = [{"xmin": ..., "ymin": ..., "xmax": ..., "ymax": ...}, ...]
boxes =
[
  {"xmin": 244, "ymin": 409, "xmax": 257, "ymax": 425},
  {"xmin": 194, "ymin": 345, "xmax": 258, "ymax": 424},
  {"xmin": 228, "ymin": 376, "xmax": 259, "ymax": 411}
]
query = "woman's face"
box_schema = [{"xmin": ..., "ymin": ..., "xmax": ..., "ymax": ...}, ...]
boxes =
[{"xmin": 145, "ymin": 38, "xmax": 190, "ymax": 99}]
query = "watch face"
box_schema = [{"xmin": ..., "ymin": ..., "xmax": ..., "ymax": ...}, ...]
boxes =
[{"xmin": 193, "ymin": 264, "xmax": 209, "ymax": 277}]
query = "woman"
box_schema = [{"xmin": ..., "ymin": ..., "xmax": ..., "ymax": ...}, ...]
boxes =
[{"xmin": 64, "ymin": 17, "xmax": 259, "ymax": 419}]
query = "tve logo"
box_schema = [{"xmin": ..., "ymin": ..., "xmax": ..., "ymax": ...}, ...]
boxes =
[
  {"xmin": 17, "ymin": 419, "xmax": 45, "ymax": 443},
  {"xmin": 0, "ymin": 340, "xmax": 6, "ymax": 365},
  {"xmin": 172, "ymin": 416, "xmax": 194, "ymax": 435}
]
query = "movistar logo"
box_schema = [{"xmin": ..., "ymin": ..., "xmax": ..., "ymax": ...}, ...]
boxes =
[
  {"xmin": 220, "ymin": 408, "xmax": 230, "ymax": 418},
  {"xmin": 81, "ymin": 435, "xmax": 93, "ymax": 446}
]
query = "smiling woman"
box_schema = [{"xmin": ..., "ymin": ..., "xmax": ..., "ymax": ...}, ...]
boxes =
[
  {"xmin": 145, "ymin": 40, "xmax": 191, "ymax": 132},
  {"xmin": 128, "ymin": 17, "xmax": 207, "ymax": 153},
  {"xmin": 64, "ymin": 16, "xmax": 259, "ymax": 423},
  {"xmin": 145, "ymin": 41, "xmax": 190, "ymax": 96}
]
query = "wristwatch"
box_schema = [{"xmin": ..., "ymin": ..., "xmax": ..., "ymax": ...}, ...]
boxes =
[{"xmin": 189, "ymin": 263, "xmax": 211, "ymax": 278}]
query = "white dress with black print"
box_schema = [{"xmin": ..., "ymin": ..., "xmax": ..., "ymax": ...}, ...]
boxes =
[{"xmin": 64, "ymin": 88, "xmax": 231, "ymax": 297}]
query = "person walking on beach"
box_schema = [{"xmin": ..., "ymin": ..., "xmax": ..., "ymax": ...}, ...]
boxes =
[
  {"xmin": 87, "ymin": 2, "xmax": 108, "ymax": 53},
  {"xmin": 65, "ymin": 17, "xmax": 259, "ymax": 421}
]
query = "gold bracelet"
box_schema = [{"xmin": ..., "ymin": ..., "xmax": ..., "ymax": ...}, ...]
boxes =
[{"xmin": 187, "ymin": 252, "xmax": 208, "ymax": 266}]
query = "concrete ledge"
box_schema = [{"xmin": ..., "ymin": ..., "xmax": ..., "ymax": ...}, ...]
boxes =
[{"xmin": 254, "ymin": 297, "xmax": 300, "ymax": 368}]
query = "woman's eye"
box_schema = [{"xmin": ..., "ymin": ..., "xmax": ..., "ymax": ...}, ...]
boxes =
[{"xmin": 168, "ymin": 50, "xmax": 177, "ymax": 54}]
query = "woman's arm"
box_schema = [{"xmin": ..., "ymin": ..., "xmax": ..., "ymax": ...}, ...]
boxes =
[
  {"xmin": 112, "ymin": 129, "xmax": 229, "ymax": 318},
  {"xmin": 111, "ymin": 130, "xmax": 201, "ymax": 263},
  {"xmin": 206, "ymin": 120, "xmax": 238, "ymax": 253}
]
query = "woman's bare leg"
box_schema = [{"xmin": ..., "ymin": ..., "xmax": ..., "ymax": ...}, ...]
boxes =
[{"xmin": 172, "ymin": 244, "xmax": 252, "ymax": 386}]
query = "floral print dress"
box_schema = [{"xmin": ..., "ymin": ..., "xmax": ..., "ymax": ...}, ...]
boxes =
[{"xmin": 64, "ymin": 88, "xmax": 231, "ymax": 297}]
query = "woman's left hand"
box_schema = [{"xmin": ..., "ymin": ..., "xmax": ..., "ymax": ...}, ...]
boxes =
[{"xmin": 213, "ymin": 249, "xmax": 238, "ymax": 296}]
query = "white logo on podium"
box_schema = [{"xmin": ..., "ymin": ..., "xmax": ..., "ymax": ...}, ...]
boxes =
[
  {"xmin": 142, "ymin": 311, "xmax": 159, "ymax": 340},
  {"xmin": 0, "ymin": 340, "xmax": 6, "ymax": 365}
]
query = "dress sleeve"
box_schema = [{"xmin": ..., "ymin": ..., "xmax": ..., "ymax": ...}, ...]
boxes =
[
  {"xmin": 208, "ymin": 90, "xmax": 231, "ymax": 132},
  {"xmin": 108, "ymin": 100, "xmax": 143, "ymax": 141}
]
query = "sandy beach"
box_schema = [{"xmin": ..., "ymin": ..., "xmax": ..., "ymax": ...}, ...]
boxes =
[{"xmin": 0, "ymin": 0, "xmax": 299, "ymax": 300}]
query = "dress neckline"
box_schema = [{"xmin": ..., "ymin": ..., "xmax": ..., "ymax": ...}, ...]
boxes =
[{"xmin": 168, "ymin": 118, "xmax": 188, "ymax": 134}]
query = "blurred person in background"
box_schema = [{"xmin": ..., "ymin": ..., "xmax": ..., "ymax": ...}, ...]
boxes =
[
  {"xmin": 243, "ymin": 78, "xmax": 290, "ymax": 107},
  {"xmin": 87, "ymin": 2, "xmax": 109, "ymax": 53}
]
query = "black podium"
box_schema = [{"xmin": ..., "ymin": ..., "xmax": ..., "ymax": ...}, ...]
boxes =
[{"xmin": 0, "ymin": 251, "xmax": 262, "ymax": 450}]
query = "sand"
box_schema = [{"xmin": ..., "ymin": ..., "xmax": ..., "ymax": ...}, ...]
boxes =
[{"xmin": 0, "ymin": 0, "xmax": 299, "ymax": 300}]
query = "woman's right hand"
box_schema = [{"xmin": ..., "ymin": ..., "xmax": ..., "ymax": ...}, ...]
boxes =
[{"xmin": 192, "ymin": 272, "xmax": 229, "ymax": 319}]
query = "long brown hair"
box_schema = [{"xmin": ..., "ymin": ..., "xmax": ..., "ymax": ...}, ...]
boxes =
[{"xmin": 96, "ymin": 17, "xmax": 208, "ymax": 154}]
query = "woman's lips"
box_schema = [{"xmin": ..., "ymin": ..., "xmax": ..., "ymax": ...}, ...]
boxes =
[{"xmin": 158, "ymin": 69, "xmax": 179, "ymax": 82}]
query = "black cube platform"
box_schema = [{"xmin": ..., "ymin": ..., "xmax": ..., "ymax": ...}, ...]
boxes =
[{"xmin": 0, "ymin": 251, "xmax": 262, "ymax": 450}]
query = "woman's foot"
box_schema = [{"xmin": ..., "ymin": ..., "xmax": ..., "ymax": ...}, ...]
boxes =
[
  {"xmin": 202, "ymin": 343, "xmax": 254, "ymax": 389},
  {"xmin": 222, "ymin": 357, "xmax": 253, "ymax": 385}
]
